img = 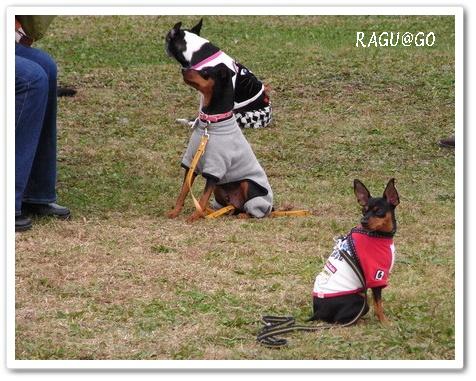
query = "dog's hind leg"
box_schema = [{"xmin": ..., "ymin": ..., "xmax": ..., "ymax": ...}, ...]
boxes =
[{"xmin": 167, "ymin": 170, "xmax": 197, "ymax": 218}]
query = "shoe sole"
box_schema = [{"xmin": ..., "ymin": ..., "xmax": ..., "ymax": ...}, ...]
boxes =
[
  {"xmin": 15, "ymin": 224, "xmax": 32, "ymax": 232},
  {"xmin": 23, "ymin": 211, "xmax": 71, "ymax": 220}
]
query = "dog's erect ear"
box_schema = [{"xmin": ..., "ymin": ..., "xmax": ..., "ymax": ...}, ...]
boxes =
[
  {"xmin": 217, "ymin": 63, "xmax": 233, "ymax": 80},
  {"xmin": 190, "ymin": 18, "xmax": 203, "ymax": 35},
  {"xmin": 168, "ymin": 22, "xmax": 182, "ymax": 39},
  {"xmin": 383, "ymin": 178, "xmax": 400, "ymax": 207},
  {"xmin": 354, "ymin": 179, "xmax": 371, "ymax": 207},
  {"xmin": 169, "ymin": 21, "xmax": 182, "ymax": 38},
  {"xmin": 201, "ymin": 63, "xmax": 233, "ymax": 81}
]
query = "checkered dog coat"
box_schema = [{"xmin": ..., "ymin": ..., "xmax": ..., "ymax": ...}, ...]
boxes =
[{"xmin": 235, "ymin": 105, "xmax": 273, "ymax": 129}]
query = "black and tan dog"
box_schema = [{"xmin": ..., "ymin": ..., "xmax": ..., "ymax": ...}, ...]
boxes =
[
  {"xmin": 165, "ymin": 19, "xmax": 272, "ymax": 129},
  {"xmin": 256, "ymin": 179, "xmax": 400, "ymax": 347},
  {"xmin": 166, "ymin": 62, "xmax": 273, "ymax": 222},
  {"xmin": 311, "ymin": 178, "xmax": 400, "ymax": 324}
]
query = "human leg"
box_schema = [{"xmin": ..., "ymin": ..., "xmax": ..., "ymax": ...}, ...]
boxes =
[
  {"xmin": 16, "ymin": 44, "xmax": 58, "ymax": 205},
  {"xmin": 15, "ymin": 53, "xmax": 49, "ymax": 216}
]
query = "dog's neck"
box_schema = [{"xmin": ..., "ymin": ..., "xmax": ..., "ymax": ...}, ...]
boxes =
[
  {"xmin": 354, "ymin": 223, "xmax": 396, "ymax": 238},
  {"xmin": 182, "ymin": 32, "xmax": 220, "ymax": 67},
  {"xmin": 192, "ymin": 65, "xmax": 235, "ymax": 115},
  {"xmin": 200, "ymin": 84, "xmax": 233, "ymax": 115}
]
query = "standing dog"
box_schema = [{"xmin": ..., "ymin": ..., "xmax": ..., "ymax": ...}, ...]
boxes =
[
  {"xmin": 311, "ymin": 179, "xmax": 400, "ymax": 324},
  {"xmin": 165, "ymin": 19, "xmax": 272, "ymax": 129},
  {"xmin": 166, "ymin": 62, "xmax": 273, "ymax": 222}
]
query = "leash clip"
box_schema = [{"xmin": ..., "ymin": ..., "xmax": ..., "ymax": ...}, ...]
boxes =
[{"xmin": 191, "ymin": 117, "xmax": 200, "ymax": 130}]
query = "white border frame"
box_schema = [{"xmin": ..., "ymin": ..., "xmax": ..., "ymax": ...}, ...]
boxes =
[{"xmin": 5, "ymin": 5, "xmax": 463, "ymax": 370}]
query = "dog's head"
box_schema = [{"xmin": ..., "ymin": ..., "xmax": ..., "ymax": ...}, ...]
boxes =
[
  {"xmin": 353, "ymin": 178, "xmax": 400, "ymax": 233},
  {"xmin": 165, "ymin": 19, "xmax": 212, "ymax": 67},
  {"xmin": 182, "ymin": 63, "xmax": 235, "ymax": 115}
]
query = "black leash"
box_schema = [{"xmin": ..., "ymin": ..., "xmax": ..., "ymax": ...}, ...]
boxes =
[
  {"xmin": 257, "ymin": 316, "xmax": 332, "ymax": 348},
  {"xmin": 257, "ymin": 246, "xmax": 368, "ymax": 348}
]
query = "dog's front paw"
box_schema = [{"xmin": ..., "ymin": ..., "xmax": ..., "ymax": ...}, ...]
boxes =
[
  {"xmin": 376, "ymin": 313, "xmax": 390, "ymax": 325},
  {"xmin": 237, "ymin": 213, "xmax": 250, "ymax": 219},
  {"xmin": 167, "ymin": 209, "xmax": 181, "ymax": 219},
  {"xmin": 186, "ymin": 211, "xmax": 204, "ymax": 223}
]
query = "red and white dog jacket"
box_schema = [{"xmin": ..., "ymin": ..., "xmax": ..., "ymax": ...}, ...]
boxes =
[{"xmin": 313, "ymin": 228, "xmax": 395, "ymax": 298}]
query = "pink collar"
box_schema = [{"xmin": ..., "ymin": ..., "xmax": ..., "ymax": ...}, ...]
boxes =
[
  {"xmin": 191, "ymin": 51, "xmax": 223, "ymax": 70},
  {"xmin": 199, "ymin": 110, "xmax": 233, "ymax": 123}
]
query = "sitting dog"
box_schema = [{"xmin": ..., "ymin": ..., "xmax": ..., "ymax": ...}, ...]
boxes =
[
  {"xmin": 165, "ymin": 19, "xmax": 272, "ymax": 129},
  {"xmin": 311, "ymin": 179, "xmax": 400, "ymax": 324},
  {"xmin": 166, "ymin": 62, "xmax": 273, "ymax": 222}
]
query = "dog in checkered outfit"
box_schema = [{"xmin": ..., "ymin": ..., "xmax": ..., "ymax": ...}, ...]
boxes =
[{"xmin": 165, "ymin": 19, "xmax": 272, "ymax": 129}]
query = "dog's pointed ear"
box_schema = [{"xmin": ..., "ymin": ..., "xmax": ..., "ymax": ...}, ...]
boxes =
[
  {"xmin": 383, "ymin": 178, "xmax": 400, "ymax": 207},
  {"xmin": 169, "ymin": 21, "xmax": 182, "ymax": 38},
  {"xmin": 354, "ymin": 179, "xmax": 371, "ymax": 207},
  {"xmin": 190, "ymin": 18, "xmax": 203, "ymax": 35},
  {"xmin": 217, "ymin": 63, "xmax": 233, "ymax": 80},
  {"xmin": 202, "ymin": 63, "xmax": 232, "ymax": 80}
]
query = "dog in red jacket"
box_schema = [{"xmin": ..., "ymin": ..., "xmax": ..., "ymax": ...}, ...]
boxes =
[{"xmin": 311, "ymin": 179, "xmax": 400, "ymax": 324}]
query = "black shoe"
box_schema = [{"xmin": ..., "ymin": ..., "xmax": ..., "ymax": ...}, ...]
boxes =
[
  {"xmin": 16, "ymin": 214, "xmax": 32, "ymax": 232},
  {"xmin": 22, "ymin": 202, "xmax": 71, "ymax": 220},
  {"xmin": 439, "ymin": 136, "xmax": 455, "ymax": 148}
]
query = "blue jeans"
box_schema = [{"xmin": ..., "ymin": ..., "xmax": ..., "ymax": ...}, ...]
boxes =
[{"xmin": 15, "ymin": 44, "xmax": 58, "ymax": 215}]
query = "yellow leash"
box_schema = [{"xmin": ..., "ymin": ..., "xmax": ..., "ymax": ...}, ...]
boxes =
[
  {"xmin": 270, "ymin": 209, "xmax": 311, "ymax": 217},
  {"xmin": 186, "ymin": 131, "xmax": 209, "ymax": 215},
  {"xmin": 187, "ymin": 128, "xmax": 310, "ymax": 219},
  {"xmin": 205, "ymin": 205, "xmax": 236, "ymax": 219},
  {"xmin": 207, "ymin": 205, "xmax": 311, "ymax": 219}
]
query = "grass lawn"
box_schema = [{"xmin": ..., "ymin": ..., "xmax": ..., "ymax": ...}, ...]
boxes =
[{"xmin": 15, "ymin": 15, "xmax": 455, "ymax": 361}]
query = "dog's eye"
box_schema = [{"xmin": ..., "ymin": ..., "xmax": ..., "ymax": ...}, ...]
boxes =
[{"xmin": 374, "ymin": 208, "xmax": 387, "ymax": 217}]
